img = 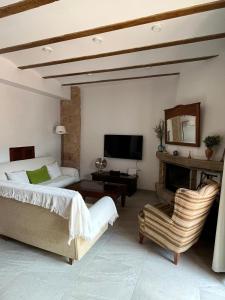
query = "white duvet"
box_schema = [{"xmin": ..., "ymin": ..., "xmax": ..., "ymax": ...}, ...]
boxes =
[{"xmin": 0, "ymin": 180, "xmax": 118, "ymax": 244}]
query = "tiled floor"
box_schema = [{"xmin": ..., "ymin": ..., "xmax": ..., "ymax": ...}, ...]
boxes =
[{"xmin": 0, "ymin": 190, "xmax": 225, "ymax": 300}]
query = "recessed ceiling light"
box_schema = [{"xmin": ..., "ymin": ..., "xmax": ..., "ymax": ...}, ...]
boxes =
[
  {"xmin": 87, "ymin": 73, "xmax": 93, "ymax": 76},
  {"xmin": 92, "ymin": 36, "xmax": 103, "ymax": 44},
  {"xmin": 42, "ymin": 46, "xmax": 53, "ymax": 53},
  {"xmin": 151, "ymin": 24, "xmax": 162, "ymax": 32}
]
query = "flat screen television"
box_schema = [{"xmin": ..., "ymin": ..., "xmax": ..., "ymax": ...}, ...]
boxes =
[{"xmin": 104, "ymin": 134, "xmax": 143, "ymax": 160}]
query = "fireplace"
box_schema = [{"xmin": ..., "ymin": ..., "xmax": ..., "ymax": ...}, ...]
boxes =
[
  {"xmin": 166, "ymin": 163, "xmax": 190, "ymax": 192},
  {"xmin": 156, "ymin": 151, "xmax": 223, "ymax": 203}
]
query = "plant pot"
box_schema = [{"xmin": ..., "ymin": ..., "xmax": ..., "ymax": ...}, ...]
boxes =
[{"xmin": 205, "ymin": 147, "xmax": 213, "ymax": 160}]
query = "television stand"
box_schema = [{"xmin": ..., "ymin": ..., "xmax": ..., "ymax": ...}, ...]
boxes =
[{"xmin": 91, "ymin": 171, "xmax": 138, "ymax": 196}]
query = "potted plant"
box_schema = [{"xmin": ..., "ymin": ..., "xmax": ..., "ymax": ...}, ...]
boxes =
[
  {"xmin": 154, "ymin": 120, "xmax": 165, "ymax": 152},
  {"xmin": 203, "ymin": 135, "xmax": 221, "ymax": 160}
]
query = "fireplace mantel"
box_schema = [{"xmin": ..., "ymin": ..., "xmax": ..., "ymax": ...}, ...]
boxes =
[
  {"xmin": 156, "ymin": 151, "xmax": 223, "ymax": 202},
  {"xmin": 156, "ymin": 152, "xmax": 223, "ymax": 173}
]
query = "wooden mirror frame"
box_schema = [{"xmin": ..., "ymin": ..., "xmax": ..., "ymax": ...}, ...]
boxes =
[{"xmin": 165, "ymin": 102, "xmax": 201, "ymax": 147}]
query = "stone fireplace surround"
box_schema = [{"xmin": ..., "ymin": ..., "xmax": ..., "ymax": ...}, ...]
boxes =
[{"xmin": 156, "ymin": 151, "xmax": 223, "ymax": 202}]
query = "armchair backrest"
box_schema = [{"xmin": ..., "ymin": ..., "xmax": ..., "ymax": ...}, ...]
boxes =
[{"xmin": 172, "ymin": 182, "xmax": 219, "ymax": 230}]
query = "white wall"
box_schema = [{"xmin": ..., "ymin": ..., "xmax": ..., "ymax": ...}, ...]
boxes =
[
  {"xmin": 0, "ymin": 82, "xmax": 61, "ymax": 163},
  {"xmin": 167, "ymin": 52, "xmax": 225, "ymax": 161},
  {"xmin": 0, "ymin": 56, "xmax": 70, "ymax": 100},
  {"xmin": 80, "ymin": 77, "xmax": 178, "ymax": 190}
]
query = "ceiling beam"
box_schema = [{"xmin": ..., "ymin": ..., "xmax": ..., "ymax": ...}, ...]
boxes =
[
  {"xmin": 61, "ymin": 73, "xmax": 180, "ymax": 86},
  {"xmin": 1, "ymin": 0, "xmax": 225, "ymax": 53},
  {"xmin": 18, "ymin": 33, "xmax": 225, "ymax": 69},
  {"xmin": 43, "ymin": 55, "xmax": 218, "ymax": 79},
  {"xmin": 0, "ymin": 0, "xmax": 58, "ymax": 18}
]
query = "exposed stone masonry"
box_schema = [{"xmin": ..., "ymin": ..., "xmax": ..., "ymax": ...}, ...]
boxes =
[{"xmin": 60, "ymin": 86, "xmax": 81, "ymax": 168}]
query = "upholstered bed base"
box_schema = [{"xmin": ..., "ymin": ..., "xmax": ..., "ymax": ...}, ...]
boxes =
[{"xmin": 0, "ymin": 197, "xmax": 108, "ymax": 264}]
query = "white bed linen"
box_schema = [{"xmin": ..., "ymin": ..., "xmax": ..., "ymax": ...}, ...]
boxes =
[{"xmin": 0, "ymin": 181, "xmax": 118, "ymax": 244}]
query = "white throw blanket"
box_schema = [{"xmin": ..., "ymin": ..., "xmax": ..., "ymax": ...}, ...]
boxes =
[{"xmin": 0, "ymin": 180, "xmax": 118, "ymax": 244}]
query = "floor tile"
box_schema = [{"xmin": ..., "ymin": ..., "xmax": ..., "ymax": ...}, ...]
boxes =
[{"xmin": 0, "ymin": 190, "xmax": 222, "ymax": 300}]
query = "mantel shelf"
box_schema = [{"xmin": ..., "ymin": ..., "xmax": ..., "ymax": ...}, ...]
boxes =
[{"xmin": 156, "ymin": 151, "xmax": 223, "ymax": 173}]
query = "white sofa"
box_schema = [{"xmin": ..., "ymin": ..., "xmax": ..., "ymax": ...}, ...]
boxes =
[
  {"xmin": 0, "ymin": 156, "xmax": 79, "ymax": 187},
  {"xmin": 0, "ymin": 156, "xmax": 118, "ymax": 264}
]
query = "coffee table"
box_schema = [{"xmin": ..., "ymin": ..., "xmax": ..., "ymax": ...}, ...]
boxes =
[{"xmin": 66, "ymin": 180, "xmax": 127, "ymax": 207}]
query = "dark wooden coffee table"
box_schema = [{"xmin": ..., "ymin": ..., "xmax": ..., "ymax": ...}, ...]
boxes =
[{"xmin": 66, "ymin": 180, "xmax": 127, "ymax": 207}]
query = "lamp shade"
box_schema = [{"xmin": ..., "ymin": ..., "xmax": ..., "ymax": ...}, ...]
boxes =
[{"xmin": 55, "ymin": 125, "xmax": 67, "ymax": 135}]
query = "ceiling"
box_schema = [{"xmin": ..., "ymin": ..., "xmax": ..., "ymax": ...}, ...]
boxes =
[{"xmin": 0, "ymin": 0, "xmax": 225, "ymax": 86}]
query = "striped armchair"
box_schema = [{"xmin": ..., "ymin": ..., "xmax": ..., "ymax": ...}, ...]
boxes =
[{"xmin": 138, "ymin": 181, "xmax": 219, "ymax": 264}]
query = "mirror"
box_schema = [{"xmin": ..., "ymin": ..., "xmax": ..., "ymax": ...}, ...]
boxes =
[
  {"xmin": 167, "ymin": 115, "xmax": 196, "ymax": 143},
  {"xmin": 165, "ymin": 103, "xmax": 200, "ymax": 147}
]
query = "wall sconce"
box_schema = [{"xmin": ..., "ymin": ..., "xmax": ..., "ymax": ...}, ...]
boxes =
[{"xmin": 55, "ymin": 125, "xmax": 67, "ymax": 135}]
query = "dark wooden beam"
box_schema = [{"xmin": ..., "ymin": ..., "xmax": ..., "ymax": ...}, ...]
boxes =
[
  {"xmin": 19, "ymin": 33, "xmax": 225, "ymax": 69},
  {"xmin": 43, "ymin": 55, "xmax": 218, "ymax": 79},
  {"xmin": 61, "ymin": 72, "xmax": 180, "ymax": 86},
  {"xmin": 0, "ymin": 0, "xmax": 58, "ymax": 18},
  {"xmin": 1, "ymin": 0, "xmax": 225, "ymax": 53}
]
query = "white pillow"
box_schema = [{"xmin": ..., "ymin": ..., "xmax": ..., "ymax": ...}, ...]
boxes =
[
  {"xmin": 47, "ymin": 162, "xmax": 62, "ymax": 179},
  {"xmin": 6, "ymin": 170, "xmax": 30, "ymax": 184}
]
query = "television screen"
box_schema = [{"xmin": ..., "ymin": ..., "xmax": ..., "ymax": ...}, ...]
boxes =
[{"xmin": 104, "ymin": 134, "xmax": 143, "ymax": 160}]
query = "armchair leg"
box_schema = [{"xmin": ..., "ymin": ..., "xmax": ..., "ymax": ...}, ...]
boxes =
[
  {"xmin": 174, "ymin": 253, "xmax": 180, "ymax": 265},
  {"xmin": 139, "ymin": 232, "xmax": 144, "ymax": 244}
]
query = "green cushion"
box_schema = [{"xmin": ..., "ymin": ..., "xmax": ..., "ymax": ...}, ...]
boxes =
[{"xmin": 26, "ymin": 166, "xmax": 50, "ymax": 184}]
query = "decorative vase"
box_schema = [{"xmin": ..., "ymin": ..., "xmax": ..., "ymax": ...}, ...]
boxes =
[
  {"xmin": 158, "ymin": 138, "xmax": 165, "ymax": 152},
  {"xmin": 173, "ymin": 150, "xmax": 179, "ymax": 156},
  {"xmin": 205, "ymin": 147, "xmax": 213, "ymax": 160}
]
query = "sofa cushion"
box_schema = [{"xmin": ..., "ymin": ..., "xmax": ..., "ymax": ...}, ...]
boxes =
[
  {"xmin": 5, "ymin": 170, "xmax": 30, "ymax": 184},
  {"xmin": 27, "ymin": 166, "xmax": 51, "ymax": 184},
  {"xmin": 47, "ymin": 162, "xmax": 62, "ymax": 179},
  {"xmin": 39, "ymin": 175, "xmax": 78, "ymax": 188},
  {"xmin": 61, "ymin": 167, "xmax": 80, "ymax": 180},
  {"xmin": 0, "ymin": 157, "xmax": 55, "ymax": 181},
  {"xmin": 0, "ymin": 156, "xmax": 80, "ymax": 188}
]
